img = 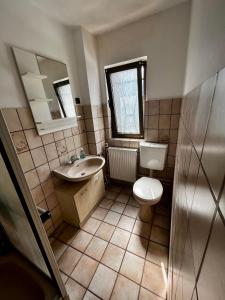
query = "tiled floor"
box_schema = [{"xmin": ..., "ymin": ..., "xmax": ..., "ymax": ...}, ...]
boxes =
[{"xmin": 50, "ymin": 184, "xmax": 170, "ymax": 300}]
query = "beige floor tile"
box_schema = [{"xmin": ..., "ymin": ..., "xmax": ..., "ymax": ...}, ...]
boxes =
[
  {"xmin": 133, "ymin": 220, "xmax": 151, "ymax": 239},
  {"xmin": 127, "ymin": 234, "xmax": 148, "ymax": 258},
  {"xmin": 95, "ymin": 222, "xmax": 115, "ymax": 241},
  {"xmin": 99, "ymin": 198, "xmax": 114, "ymax": 209},
  {"xmin": 118, "ymin": 215, "xmax": 135, "ymax": 232},
  {"xmin": 127, "ymin": 196, "xmax": 140, "ymax": 208},
  {"xmin": 65, "ymin": 278, "xmax": 86, "ymax": 300},
  {"xmin": 89, "ymin": 264, "xmax": 117, "ymax": 300},
  {"xmin": 57, "ymin": 225, "xmax": 78, "ymax": 244},
  {"xmin": 101, "ymin": 243, "xmax": 125, "ymax": 271},
  {"xmin": 108, "ymin": 185, "xmax": 122, "ymax": 193},
  {"xmin": 150, "ymin": 226, "xmax": 170, "ymax": 246},
  {"xmin": 104, "ymin": 211, "xmax": 121, "ymax": 226},
  {"xmin": 51, "ymin": 239, "xmax": 68, "ymax": 261},
  {"xmin": 116, "ymin": 193, "xmax": 129, "ymax": 204},
  {"xmin": 60, "ymin": 272, "xmax": 68, "ymax": 284},
  {"xmin": 123, "ymin": 205, "xmax": 139, "ymax": 218},
  {"xmin": 105, "ymin": 190, "xmax": 118, "ymax": 200},
  {"xmin": 120, "ymin": 252, "xmax": 145, "ymax": 284},
  {"xmin": 122, "ymin": 187, "xmax": 133, "ymax": 195},
  {"xmin": 71, "ymin": 230, "xmax": 93, "ymax": 252},
  {"xmin": 85, "ymin": 237, "xmax": 108, "ymax": 261},
  {"xmin": 155, "ymin": 204, "xmax": 170, "ymax": 216},
  {"xmin": 139, "ymin": 287, "xmax": 162, "ymax": 300},
  {"xmin": 142, "ymin": 261, "xmax": 167, "ymax": 299},
  {"xmin": 71, "ymin": 255, "xmax": 98, "ymax": 288},
  {"xmin": 110, "ymin": 202, "xmax": 126, "ymax": 214},
  {"xmin": 110, "ymin": 228, "xmax": 131, "ymax": 249},
  {"xmin": 92, "ymin": 207, "xmax": 108, "ymax": 220},
  {"xmin": 111, "ymin": 274, "xmax": 140, "ymax": 300},
  {"xmin": 58, "ymin": 246, "xmax": 82, "ymax": 275},
  {"xmin": 83, "ymin": 291, "xmax": 100, "ymax": 300},
  {"xmin": 82, "ymin": 218, "xmax": 101, "ymax": 235},
  {"xmin": 53, "ymin": 222, "xmax": 68, "ymax": 238},
  {"xmin": 153, "ymin": 214, "xmax": 170, "ymax": 230},
  {"xmin": 146, "ymin": 241, "xmax": 168, "ymax": 268}
]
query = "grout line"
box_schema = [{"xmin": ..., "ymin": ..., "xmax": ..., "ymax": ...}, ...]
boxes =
[{"xmin": 51, "ymin": 187, "xmax": 171, "ymax": 299}]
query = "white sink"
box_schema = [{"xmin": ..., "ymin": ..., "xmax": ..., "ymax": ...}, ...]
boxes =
[{"xmin": 53, "ymin": 155, "xmax": 105, "ymax": 182}]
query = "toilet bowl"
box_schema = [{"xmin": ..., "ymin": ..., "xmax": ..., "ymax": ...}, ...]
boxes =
[
  {"xmin": 133, "ymin": 177, "xmax": 163, "ymax": 222},
  {"xmin": 133, "ymin": 142, "xmax": 167, "ymax": 222}
]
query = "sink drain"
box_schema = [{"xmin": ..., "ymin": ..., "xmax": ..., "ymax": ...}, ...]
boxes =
[{"xmin": 81, "ymin": 172, "xmax": 86, "ymax": 176}]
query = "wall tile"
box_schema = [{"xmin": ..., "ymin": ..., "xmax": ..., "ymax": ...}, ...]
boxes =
[
  {"xmin": 148, "ymin": 115, "xmax": 159, "ymax": 129},
  {"xmin": 148, "ymin": 100, "xmax": 160, "ymax": 115},
  {"xmin": 17, "ymin": 107, "xmax": 35, "ymax": 130},
  {"xmin": 186, "ymin": 166, "xmax": 216, "ymax": 280},
  {"xmin": 49, "ymin": 158, "xmax": 60, "ymax": 171},
  {"xmin": 65, "ymin": 136, "xmax": 75, "ymax": 152},
  {"xmin": 160, "ymin": 99, "xmax": 172, "ymax": 114},
  {"xmin": 18, "ymin": 151, "xmax": 34, "ymax": 173},
  {"xmin": 30, "ymin": 146, "xmax": 47, "ymax": 167},
  {"xmin": 201, "ymin": 68, "xmax": 225, "ymax": 199},
  {"xmin": 56, "ymin": 140, "xmax": 67, "ymax": 157},
  {"xmin": 169, "ymin": 130, "xmax": 178, "ymax": 143},
  {"xmin": 159, "ymin": 115, "xmax": 171, "ymax": 129},
  {"xmin": 158, "ymin": 129, "xmax": 170, "ymax": 143},
  {"xmin": 53, "ymin": 130, "xmax": 64, "ymax": 141},
  {"xmin": 36, "ymin": 163, "xmax": 51, "ymax": 183},
  {"xmin": 46, "ymin": 193, "xmax": 58, "ymax": 210},
  {"xmin": 41, "ymin": 178, "xmax": 54, "ymax": 197},
  {"xmin": 31, "ymin": 185, "xmax": 45, "ymax": 205},
  {"xmin": 11, "ymin": 131, "xmax": 29, "ymax": 153},
  {"xmin": 63, "ymin": 128, "xmax": 72, "ymax": 138},
  {"xmin": 25, "ymin": 169, "xmax": 40, "ymax": 189},
  {"xmin": 25, "ymin": 129, "xmax": 43, "ymax": 149},
  {"xmin": 44, "ymin": 143, "xmax": 58, "ymax": 161},
  {"xmin": 192, "ymin": 75, "xmax": 216, "ymax": 157},
  {"xmin": 197, "ymin": 213, "xmax": 225, "ymax": 300},
  {"xmin": 170, "ymin": 115, "xmax": 180, "ymax": 129},
  {"xmin": 145, "ymin": 129, "xmax": 158, "ymax": 142},
  {"xmin": 172, "ymin": 98, "xmax": 181, "ymax": 114},
  {"xmin": 2, "ymin": 108, "xmax": 22, "ymax": 132},
  {"xmin": 41, "ymin": 133, "xmax": 54, "ymax": 145},
  {"xmin": 3, "ymin": 105, "xmax": 89, "ymax": 237}
]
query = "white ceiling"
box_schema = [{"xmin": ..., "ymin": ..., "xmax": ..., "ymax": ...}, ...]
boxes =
[{"xmin": 31, "ymin": 0, "xmax": 188, "ymax": 34}]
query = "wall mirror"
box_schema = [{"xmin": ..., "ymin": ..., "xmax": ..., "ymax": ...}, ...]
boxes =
[{"xmin": 13, "ymin": 47, "xmax": 77, "ymax": 135}]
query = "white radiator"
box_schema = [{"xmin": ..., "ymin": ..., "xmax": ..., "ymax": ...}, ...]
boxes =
[{"xmin": 108, "ymin": 147, "xmax": 138, "ymax": 182}]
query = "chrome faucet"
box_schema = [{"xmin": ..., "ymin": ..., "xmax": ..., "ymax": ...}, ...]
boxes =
[{"xmin": 70, "ymin": 154, "xmax": 79, "ymax": 164}]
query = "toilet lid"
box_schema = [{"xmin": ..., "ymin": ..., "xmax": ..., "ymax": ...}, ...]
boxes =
[{"xmin": 133, "ymin": 177, "xmax": 163, "ymax": 201}]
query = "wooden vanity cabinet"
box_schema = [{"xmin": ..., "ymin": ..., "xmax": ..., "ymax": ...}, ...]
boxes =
[{"xmin": 55, "ymin": 170, "xmax": 105, "ymax": 227}]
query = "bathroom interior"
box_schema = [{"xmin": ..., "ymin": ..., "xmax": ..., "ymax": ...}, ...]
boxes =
[{"xmin": 0, "ymin": 0, "xmax": 225, "ymax": 299}]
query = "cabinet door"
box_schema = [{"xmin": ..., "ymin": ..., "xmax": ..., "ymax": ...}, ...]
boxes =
[
  {"xmin": 89, "ymin": 170, "xmax": 105, "ymax": 207},
  {"xmin": 74, "ymin": 185, "xmax": 91, "ymax": 223}
]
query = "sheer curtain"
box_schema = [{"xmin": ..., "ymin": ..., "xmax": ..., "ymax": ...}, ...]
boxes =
[{"xmin": 111, "ymin": 68, "xmax": 140, "ymax": 134}]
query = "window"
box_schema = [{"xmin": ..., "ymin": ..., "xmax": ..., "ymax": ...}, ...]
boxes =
[
  {"xmin": 105, "ymin": 60, "xmax": 146, "ymax": 139},
  {"xmin": 53, "ymin": 79, "xmax": 75, "ymax": 118}
]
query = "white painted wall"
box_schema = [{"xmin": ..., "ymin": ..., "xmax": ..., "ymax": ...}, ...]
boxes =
[
  {"xmin": 0, "ymin": 0, "xmax": 81, "ymax": 108},
  {"xmin": 82, "ymin": 29, "xmax": 102, "ymax": 105},
  {"xmin": 73, "ymin": 27, "xmax": 102, "ymax": 106},
  {"xmin": 184, "ymin": 0, "xmax": 225, "ymax": 94},
  {"xmin": 97, "ymin": 2, "xmax": 190, "ymax": 102}
]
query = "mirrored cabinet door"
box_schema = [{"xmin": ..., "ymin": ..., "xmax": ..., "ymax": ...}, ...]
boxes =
[{"xmin": 13, "ymin": 47, "xmax": 77, "ymax": 135}]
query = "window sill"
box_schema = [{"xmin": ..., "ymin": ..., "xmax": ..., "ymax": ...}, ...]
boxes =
[
  {"xmin": 110, "ymin": 138, "xmax": 144, "ymax": 142},
  {"xmin": 108, "ymin": 138, "xmax": 144, "ymax": 148}
]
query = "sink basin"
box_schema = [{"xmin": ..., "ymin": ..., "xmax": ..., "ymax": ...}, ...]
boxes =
[{"xmin": 53, "ymin": 155, "xmax": 105, "ymax": 182}]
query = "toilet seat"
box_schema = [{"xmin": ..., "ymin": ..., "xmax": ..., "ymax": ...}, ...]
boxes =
[{"xmin": 133, "ymin": 177, "xmax": 163, "ymax": 204}]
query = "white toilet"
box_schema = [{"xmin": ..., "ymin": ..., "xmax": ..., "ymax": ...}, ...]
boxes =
[{"xmin": 133, "ymin": 142, "xmax": 168, "ymax": 222}]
